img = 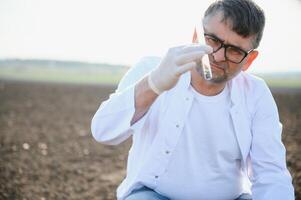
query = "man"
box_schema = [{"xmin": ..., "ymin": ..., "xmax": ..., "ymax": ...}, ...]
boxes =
[{"xmin": 91, "ymin": 0, "xmax": 295, "ymax": 199}]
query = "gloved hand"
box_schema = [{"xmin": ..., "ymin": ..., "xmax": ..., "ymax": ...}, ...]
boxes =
[{"xmin": 148, "ymin": 44, "xmax": 213, "ymax": 95}]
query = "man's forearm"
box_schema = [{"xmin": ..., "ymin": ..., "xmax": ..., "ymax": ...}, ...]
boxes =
[{"xmin": 131, "ymin": 75, "xmax": 159, "ymax": 125}]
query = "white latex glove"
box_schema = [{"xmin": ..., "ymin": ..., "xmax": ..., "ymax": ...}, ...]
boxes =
[{"xmin": 148, "ymin": 44, "xmax": 213, "ymax": 95}]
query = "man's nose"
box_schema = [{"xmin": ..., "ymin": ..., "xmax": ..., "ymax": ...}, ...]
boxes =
[{"xmin": 212, "ymin": 47, "xmax": 226, "ymax": 62}]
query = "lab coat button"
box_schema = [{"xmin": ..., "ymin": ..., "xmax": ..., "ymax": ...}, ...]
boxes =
[
  {"xmin": 155, "ymin": 175, "xmax": 159, "ymax": 179},
  {"xmin": 165, "ymin": 150, "xmax": 170, "ymax": 154},
  {"xmin": 176, "ymin": 124, "xmax": 180, "ymax": 128}
]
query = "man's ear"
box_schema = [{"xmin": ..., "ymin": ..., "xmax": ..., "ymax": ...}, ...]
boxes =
[
  {"xmin": 242, "ymin": 50, "xmax": 259, "ymax": 71},
  {"xmin": 192, "ymin": 27, "xmax": 198, "ymax": 43}
]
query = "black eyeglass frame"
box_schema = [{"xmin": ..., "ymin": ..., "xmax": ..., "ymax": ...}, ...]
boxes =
[{"xmin": 204, "ymin": 33, "xmax": 254, "ymax": 64}]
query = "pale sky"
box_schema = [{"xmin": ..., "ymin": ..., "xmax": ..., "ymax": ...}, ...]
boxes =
[{"xmin": 0, "ymin": 0, "xmax": 301, "ymax": 73}]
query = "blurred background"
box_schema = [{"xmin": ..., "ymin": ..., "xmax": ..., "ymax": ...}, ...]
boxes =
[{"xmin": 0, "ymin": 0, "xmax": 300, "ymax": 199}]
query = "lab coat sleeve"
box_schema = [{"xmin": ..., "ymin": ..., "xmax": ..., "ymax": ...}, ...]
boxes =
[
  {"xmin": 91, "ymin": 57, "xmax": 161, "ymax": 145},
  {"xmin": 249, "ymin": 82, "xmax": 295, "ymax": 200}
]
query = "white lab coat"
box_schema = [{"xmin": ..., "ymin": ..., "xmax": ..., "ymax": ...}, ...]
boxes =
[{"xmin": 91, "ymin": 57, "xmax": 294, "ymax": 200}]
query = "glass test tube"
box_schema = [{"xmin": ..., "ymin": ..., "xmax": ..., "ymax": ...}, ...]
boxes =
[{"xmin": 196, "ymin": 24, "xmax": 212, "ymax": 80}]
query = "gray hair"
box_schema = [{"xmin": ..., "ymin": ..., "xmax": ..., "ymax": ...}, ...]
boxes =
[{"xmin": 204, "ymin": 0, "xmax": 265, "ymax": 48}]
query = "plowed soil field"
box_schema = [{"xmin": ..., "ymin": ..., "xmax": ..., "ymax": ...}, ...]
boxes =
[{"xmin": 0, "ymin": 80, "xmax": 300, "ymax": 199}]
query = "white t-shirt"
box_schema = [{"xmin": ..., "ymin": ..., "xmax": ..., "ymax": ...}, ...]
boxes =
[{"xmin": 154, "ymin": 84, "xmax": 244, "ymax": 200}]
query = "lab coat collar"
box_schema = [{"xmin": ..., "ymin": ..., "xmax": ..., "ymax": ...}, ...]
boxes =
[{"xmin": 181, "ymin": 71, "xmax": 243, "ymax": 108}]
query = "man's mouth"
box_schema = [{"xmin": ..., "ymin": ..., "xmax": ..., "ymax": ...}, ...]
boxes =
[{"xmin": 210, "ymin": 62, "xmax": 224, "ymax": 71}]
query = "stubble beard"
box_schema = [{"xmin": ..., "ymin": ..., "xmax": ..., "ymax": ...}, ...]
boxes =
[{"xmin": 195, "ymin": 61, "xmax": 228, "ymax": 84}]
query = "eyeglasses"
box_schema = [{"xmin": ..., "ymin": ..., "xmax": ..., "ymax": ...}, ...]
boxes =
[{"xmin": 204, "ymin": 33, "xmax": 254, "ymax": 64}]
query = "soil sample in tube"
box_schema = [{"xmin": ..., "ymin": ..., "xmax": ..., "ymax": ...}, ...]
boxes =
[{"xmin": 195, "ymin": 24, "xmax": 212, "ymax": 80}]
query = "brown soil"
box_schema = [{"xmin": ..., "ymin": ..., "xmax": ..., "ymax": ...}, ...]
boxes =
[{"xmin": 0, "ymin": 80, "xmax": 300, "ymax": 200}]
